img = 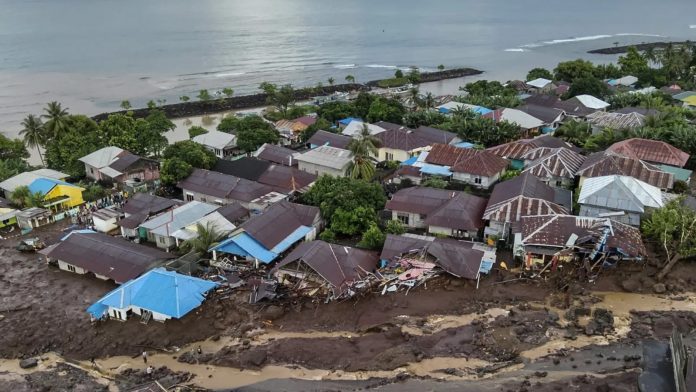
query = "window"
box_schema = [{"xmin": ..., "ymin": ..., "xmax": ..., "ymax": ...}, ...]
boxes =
[
  {"xmin": 474, "ymin": 177, "xmax": 482, "ymax": 184},
  {"xmin": 90, "ymin": 168, "xmax": 94, "ymax": 174},
  {"xmin": 214, "ymin": 148, "xmax": 221, "ymax": 156},
  {"xmin": 185, "ymin": 193, "xmax": 194, "ymax": 201},
  {"xmin": 385, "ymin": 152, "xmax": 394, "ymax": 161},
  {"xmin": 214, "ymin": 199, "xmax": 224, "ymax": 206},
  {"xmin": 67, "ymin": 264, "xmax": 76, "ymax": 273},
  {"xmin": 397, "ymin": 214, "xmax": 409, "ymax": 225},
  {"xmin": 158, "ymin": 236, "xmax": 167, "ymax": 245},
  {"xmin": 556, "ymin": 180, "xmax": 563, "ymax": 187}
]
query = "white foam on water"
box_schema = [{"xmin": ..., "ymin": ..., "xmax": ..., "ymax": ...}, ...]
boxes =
[
  {"xmin": 214, "ymin": 72, "xmax": 245, "ymax": 78},
  {"xmin": 365, "ymin": 64, "xmax": 398, "ymax": 69},
  {"xmin": 504, "ymin": 48, "xmax": 526, "ymax": 52},
  {"xmin": 542, "ymin": 34, "xmax": 612, "ymax": 44},
  {"xmin": 334, "ymin": 64, "xmax": 357, "ymax": 69},
  {"xmin": 615, "ymin": 33, "xmax": 665, "ymax": 37},
  {"xmin": 690, "ymin": 25, "xmax": 696, "ymax": 29}
]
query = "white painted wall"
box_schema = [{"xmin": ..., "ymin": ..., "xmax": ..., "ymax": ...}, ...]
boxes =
[{"xmin": 57, "ymin": 260, "xmax": 86, "ymax": 275}]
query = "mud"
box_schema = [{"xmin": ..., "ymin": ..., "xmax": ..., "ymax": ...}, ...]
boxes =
[{"xmin": 0, "ymin": 362, "xmax": 108, "ymax": 392}]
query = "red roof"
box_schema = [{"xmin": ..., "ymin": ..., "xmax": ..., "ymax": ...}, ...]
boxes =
[
  {"xmin": 577, "ymin": 152, "xmax": 674, "ymax": 190},
  {"xmin": 451, "ymin": 150, "xmax": 509, "ymax": 177},
  {"xmin": 606, "ymin": 138, "xmax": 689, "ymax": 167},
  {"xmin": 294, "ymin": 116, "xmax": 317, "ymax": 126},
  {"xmin": 425, "ymin": 143, "xmax": 477, "ymax": 166}
]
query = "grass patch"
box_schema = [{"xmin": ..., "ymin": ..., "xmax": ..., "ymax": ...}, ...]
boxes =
[{"xmin": 377, "ymin": 77, "xmax": 409, "ymax": 88}]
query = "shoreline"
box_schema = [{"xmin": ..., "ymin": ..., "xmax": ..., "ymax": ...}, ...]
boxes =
[
  {"xmin": 588, "ymin": 40, "xmax": 694, "ymax": 54},
  {"xmin": 90, "ymin": 67, "xmax": 483, "ymax": 122}
]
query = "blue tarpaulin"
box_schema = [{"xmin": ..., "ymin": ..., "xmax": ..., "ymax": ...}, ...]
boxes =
[
  {"xmin": 401, "ymin": 156, "xmax": 418, "ymax": 166},
  {"xmin": 213, "ymin": 232, "xmax": 278, "ymax": 263},
  {"xmin": 87, "ymin": 268, "xmax": 218, "ymax": 319},
  {"xmin": 338, "ymin": 117, "xmax": 361, "ymax": 126},
  {"xmin": 418, "ymin": 164, "xmax": 452, "ymax": 177},
  {"xmin": 454, "ymin": 142, "xmax": 475, "ymax": 149},
  {"xmin": 479, "ymin": 260, "xmax": 494, "ymax": 274},
  {"xmin": 541, "ymin": 127, "xmax": 555, "ymax": 134}
]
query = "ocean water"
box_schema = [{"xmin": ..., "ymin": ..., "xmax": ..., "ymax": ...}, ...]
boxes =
[{"xmin": 1, "ymin": 0, "xmax": 696, "ymax": 139}]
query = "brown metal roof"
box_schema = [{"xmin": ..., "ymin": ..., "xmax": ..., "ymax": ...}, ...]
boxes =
[
  {"xmin": 376, "ymin": 128, "xmax": 433, "ymax": 151},
  {"xmin": 484, "ymin": 173, "xmax": 568, "ymax": 223},
  {"xmin": 177, "ymin": 168, "xmax": 273, "ymax": 202},
  {"xmin": 257, "ymin": 165, "xmax": 317, "ymax": 194},
  {"xmin": 607, "ymin": 138, "xmax": 690, "ymax": 167},
  {"xmin": 241, "ymin": 201, "xmax": 320, "ymax": 250},
  {"xmin": 307, "ymin": 130, "xmax": 352, "ymax": 150},
  {"xmin": 518, "ymin": 214, "xmax": 646, "ymax": 258},
  {"xmin": 516, "ymin": 104, "xmax": 565, "ymax": 124},
  {"xmin": 121, "ymin": 193, "xmax": 180, "ymax": 216},
  {"xmin": 256, "ymin": 144, "xmax": 298, "ymax": 166},
  {"xmin": 451, "ymin": 150, "xmax": 509, "ymax": 177},
  {"xmin": 425, "ymin": 143, "xmax": 478, "ymax": 166},
  {"xmin": 380, "ymin": 235, "xmax": 484, "ymax": 280},
  {"xmin": 486, "ymin": 135, "xmax": 573, "ymax": 160},
  {"xmin": 522, "ymin": 147, "xmax": 586, "ymax": 180},
  {"xmin": 386, "ymin": 187, "xmax": 487, "ymax": 231},
  {"xmin": 577, "ymin": 152, "xmax": 674, "ymax": 189},
  {"xmin": 43, "ymin": 232, "xmax": 174, "ymax": 283},
  {"xmin": 216, "ymin": 202, "xmax": 249, "ymax": 224},
  {"xmin": 414, "ymin": 126, "xmax": 459, "ymax": 145},
  {"xmin": 274, "ymin": 240, "xmax": 378, "ymax": 293}
]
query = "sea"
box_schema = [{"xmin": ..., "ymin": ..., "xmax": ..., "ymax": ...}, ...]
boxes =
[{"xmin": 2, "ymin": 0, "xmax": 696, "ymax": 141}]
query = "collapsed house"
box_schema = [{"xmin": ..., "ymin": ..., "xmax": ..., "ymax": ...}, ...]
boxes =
[
  {"xmin": 273, "ymin": 240, "xmax": 379, "ymax": 299},
  {"xmin": 513, "ymin": 214, "xmax": 647, "ymax": 271},
  {"xmin": 379, "ymin": 234, "xmax": 496, "ymax": 290}
]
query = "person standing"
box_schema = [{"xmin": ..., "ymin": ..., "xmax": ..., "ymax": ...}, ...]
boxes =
[{"xmin": 142, "ymin": 351, "xmax": 148, "ymax": 364}]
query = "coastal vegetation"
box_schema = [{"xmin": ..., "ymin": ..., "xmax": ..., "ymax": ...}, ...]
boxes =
[{"xmin": 160, "ymin": 140, "xmax": 216, "ymax": 185}]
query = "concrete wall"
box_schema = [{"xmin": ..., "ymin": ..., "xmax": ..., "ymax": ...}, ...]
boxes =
[
  {"xmin": 84, "ymin": 163, "xmax": 102, "ymax": 181},
  {"xmin": 579, "ymin": 205, "xmax": 640, "ymax": 226},
  {"xmin": 390, "ymin": 210, "xmax": 425, "ymax": 229},
  {"xmin": 93, "ymin": 217, "xmax": 119, "ymax": 233},
  {"xmin": 57, "ymin": 260, "xmax": 87, "ymax": 275},
  {"xmin": 378, "ymin": 148, "xmax": 411, "ymax": 163},
  {"xmin": 452, "ymin": 172, "xmax": 500, "ymax": 189},
  {"xmin": 428, "ymin": 225, "xmax": 478, "ymax": 239},
  {"xmin": 108, "ymin": 306, "xmax": 170, "ymax": 322},
  {"xmin": 298, "ymin": 161, "xmax": 347, "ymax": 177}
]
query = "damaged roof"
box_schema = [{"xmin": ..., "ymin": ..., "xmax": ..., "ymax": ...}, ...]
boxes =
[
  {"xmin": 177, "ymin": 168, "xmax": 273, "ymax": 202},
  {"xmin": 486, "ymin": 135, "xmax": 574, "ymax": 160},
  {"xmin": 274, "ymin": 240, "xmax": 378, "ymax": 294},
  {"xmin": 518, "ymin": 214, "xmax": 646, "ymax": 259},
  {"xmin": 380, "ymin": 235, "xmax": 484, "ymax": 280},
  {"xmin": 484, "ymin": 173, "xmax": 569, "ymax": 223},
  {"xmin": 42, "ymin": 232, "xmax": 174, "ymax": 283},
  {"xmin": 522, "ymin": 147, "xmax": 586, "ymax": 180},
  {"xmin": 254, "ymin": 143, "xmax": 299, "ymax": 166},
  {"xmin": 386, "ymin": 187, "xmax": 487, "ymax": 231},
  {"xmin": 586, "ymin": 111, "xmax": 647, "ymax": 129},
  {"xmin": 212, "ymin": 157, "xmax": 271, "ymax": 181},
  {"xmin": 577, "ymin": 152, "xmax": 674, "ymax": 190},
  {"xmin": 606, "ymin": 138, "xmax": 690, "ymax": 167}
]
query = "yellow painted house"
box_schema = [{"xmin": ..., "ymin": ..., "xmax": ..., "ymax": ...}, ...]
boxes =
[{"xmin": 28, "ymin": 178, "xmax": 85, "ymax": 210}]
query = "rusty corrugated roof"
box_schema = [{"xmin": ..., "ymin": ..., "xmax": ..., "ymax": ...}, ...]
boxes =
[
  {"xmin": 522, "ymin": 147, "xmax": 585, "ymax": 180},
  {"xmin": 607, "ymin": 138, "xmax": 690, "ymax": 167},
  {"xmin": 451, "ymin": 150, "xmax": 509, "ymax": 177},
  {"xmin": 577, "ymin": 152, "xmax": 674, "ymax": 190},
  {"xmin": 386, "ymin": 187, "xmax": 487, "ymax": 231},
  {"xmin": 425, "ymin": 143, "xmax": 477, "ymax": 166},
  {"xmin": 484, "ymin": 173, "xmax": 568, "ymax": 223}
]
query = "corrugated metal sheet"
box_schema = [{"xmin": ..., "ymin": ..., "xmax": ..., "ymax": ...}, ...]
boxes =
[
  {"xmin": 214, "ymin": 232, "xmax": 278, "ymax": 263},
  {"xmin": 522, "ymin": 147, "xmax": 585, "ymax": 180},
  {"xmin": 578, "ymin": 152, "xmax": 674, "ymax": 190},
  {"xmin": 484, "ymin": 173, "xmax": 568, "ymax": 223},
  {"xmin": 607, "ymin": 138, "xmax": 689, "ymax": 167},
  {"xmin": 578, "ymin": 175, "xmax": 664, "ymax": 213}
]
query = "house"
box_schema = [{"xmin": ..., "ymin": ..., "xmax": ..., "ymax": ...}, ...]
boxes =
[
  {"xmin": 413, "ymin": 126, "xmax": 461, "ymax": 145},
  {"xmin": 380, "ymin": 234, "xmax": 495, "ymax": 280},
  {"xmin": 586, "ymin": 111, "xmax": 647, "ymax": 133},
  {"xmin": 118, "ymin": 193, "xmax": 180, "ymax": 239},
  {"xmin": 78, "ymin": 147, "xmax": 160, "ymax": 190},
  {"xmin": 564, "ymin": 94, "xmax": 610, "ymax": 112},
  {"xmin": 295, "ymin": 145, "xmax": 352, "ymax": 177},
  {"xmin": 178, "ymin": 168, "xmax": 283, "ymax": 210},
  {"xmin": 483, "ymin": 108, "xmax": 545, "ymax": 135},
  {"xmin": 192, "ymin": 130, "xmax": 237, "ymax": 158},
  {"xmin": 486, "ymin": 134, "xmax": 575, "ymax": 169},
  {"xmin": 606, "ymin": 138, "xmax": 690, "ymax": 168},
  {"xmin": 86, "ymin": 268, "xmax": 218, "ymax": 322},
  {"xmin": 138, "ymin": 201, "xmax": 220, "ymax": 250},
  {"xmin": 0, "ymin": 168, "xmax": 69, "ymax": 197},
  {"xmin": 275, "ymin": 116, "xmax": 317, "ymax": 140},
  {"xmin": 578, "ymin": 175, "xmax": 664, "ymax": 226},
  {"xmin": 40, "ymin": 231, "xmax": 175, "ymax": 283},
  {"xmin": 170, "ymin": 211, "xmax": 237, "ymax": 247},
  {"xmin": 91, "ymin": 207, "xmax": 123, "ymax": 233},
  {"xmin": 525, "ymin": 78, "xmax": 556, "ymax": 93},
  {"xmin": 341, "ymin": 120, "xmax": 387, "ymax": 137},
  {"xmin": 212, "ymin": 157, "xmax": 271, "ymax": 182},
  {"xmin": 576, "ymin": 152, "xmax": 674, "ymax": 190},
  {"xmin": 524, "ymin": 94, "xmax": 600, "ymax": 119},
  {"xmin": 307, "ymin": 130, "xmax": 352, "ymax": 150},
  {"xmin": 0, "ymin": 205, "xmax": 18, "ymax": 229},
  {"xmin": 516, "ymin": 105, "xmax": 565, "ymax": 132},
  {"xmin": 211, "ymin": 157, "xmax": 316, "ymax": 195},
  {"xmin": 253, "ymin": 143, "xmax": 299, "ymax": 166},
  {"xmin": 436, "ymin": 101, "xmax": 493, "ymax": 115},
  {"xmin": 15, "ymin": 207, "xmax": 53, "ymax": 231},
  {"xmin": 608, "ymin": 75, "xmax": 638, "ymax": 88},
  {"xmin": 483, "ymin": 173, "xmax": 571, "ymax": 240},
  {"xmin": 27, "ymin": 178, "xmax": 84, "ymax": 210},
  {"xmin": 513, "ymin": 214, "xmax": 646, "ymax": 268},
  {"xmin": 385, "ymin": 187, "xmax": 487, "ymax": 239},
  {"xmin": 211, "ymin": 201, "xmax": 322, "ymax": 265},
  {"xmin": 522, "ymin": 147, "xmax": 585, "ymax": 188},
  {"xmin": 422, "ymin": 144, "xmax": 509, "ymax": 188},
  {"xmin": 375, "ymin": 128, "xmax": 435, "ymax": 162},
  {"xmin": 655, "ymin": 164, "xmax": 692, "ymax": 185},
  {"xmin": 273, "ymin": 240, "xmax": 378, "ymax": 298}
]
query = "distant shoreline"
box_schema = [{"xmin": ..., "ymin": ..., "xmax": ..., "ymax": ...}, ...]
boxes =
[
  {"xmin": 588, "ymin": 41, "xmax": 693, "ymax": 55},
  {"xmin": 90, "ymin": 67, "xmax": 483, "ymax": 122}
]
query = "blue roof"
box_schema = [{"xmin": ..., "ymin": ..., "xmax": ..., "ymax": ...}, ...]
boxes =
[
  {"xmin": 338, "ymin": 117, "xmax": 361, "ymax": 126},
  {"xmin": 60, "ymin": 229, "xmax": 97, "ymax": 241},
  {"xmin": 270, "ymin": 225, "xmax": 312, "ymax": 254},
  {"xmin": 607, "ymin": 79, "xmax": 618, "ymax": 86},
  {"xmin": 418, "ymin": 164, "xmax": 452, "ymax": 176},
  {"xmin": 87, "ymin": 268, "xmax": 218, "ymax": 319},
  {"xmin": 475, "ymin": 106, "xmax": 493, "ymax": 115},
  {"xmin": 541, "ymin": 127, "xmax": 555, "ymax": 134},
  {"xmin": 479, "ymin": 260, "xmax": 494, "ymax": 274},
  {"xmin": 28, "ymin": 178, "xmax": 77, "ymax": 194},
  {"xmin": 401, "ymin": 156, "xmax": 418, "ymax": 166},
  {"xmin": 213, "ymin": 232, "xmax": 278, "ymax": 263},
  {"xmin": 454, "ymin": 142, "xmax": 475, "ymax": 149}
]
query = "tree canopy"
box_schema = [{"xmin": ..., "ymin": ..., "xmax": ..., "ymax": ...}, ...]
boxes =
[
  {"xmin": 526, "ymin": 67, "xmax": 553, "ymax": 81},
  {"xmin": 0, "ymin": 134, "xmax": 30, "ymax": 182},
  {"xmin": 642, "ymin": 199, "xmax": 696, "ymax": 280},
  {"xmin": 160, "ymin": 140, "xmax": 217, "ymax": 184}
]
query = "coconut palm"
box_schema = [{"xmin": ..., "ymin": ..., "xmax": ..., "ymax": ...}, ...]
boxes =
[
  {"xmin": 640, "ymin": 94, "xmax": 665, "ymax": 110},
  {"xmin": 10, "ymin": 185, "xmax": 30, "ymax": 208},
  {"xmin": 42, "ymin": 101, "xmax": 70, "ymax": 138},
  {"xmin": 345, "ymin": 75, "xmax": 355, "ymax": 84},
  {"xmin": 554, "ymin": 120, "xmax": 591, "ymax": 147},
  {"xmin": 423, "ymin": 93, "xmax": 435, "ymax": 109},
  {"xmin": 19, "ymin": 114, "xmax": 46, "ymax": 165},
  {"xmin": 346, "ymin": 124, "xmax": 380, "ymax": 180},
  {"xmin": 327, "ymin": 77, "xmax": 335, "ymax": 86},
  {"xmin": 180, "ymin": 222, "xmax": 226, "ymax": 256}
]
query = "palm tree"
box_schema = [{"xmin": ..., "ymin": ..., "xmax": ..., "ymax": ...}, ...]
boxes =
[
  {"xmin": 180, "ymin": 223, "xmax": 226, "ymax": 256},
  {"xmin": 640, "ymin": 94, "xmax": 665, "ymax": 110},
  {"xmin": 437, "ymin": 64, "xmax": 445, "ymax": 71},
  {"xmin": 555, "ymin": 120, "xmax": 591, "ymax": 147},
  {"xmin": 20, "ymin": 114, "xmax": 46, "ymax": 165},
  {"xmin": 10, "ymin": 186, "xmax": 30, "ymax": 208},
  {"xmin": 42, "ymin": 101, "xmax": 70, "ymax": 138},
  {"xmin": 423, "ymin": 92, "xmax": 435, "ymax": 109},
  {"xmin": 346, "ymin": 124, "xmax": 380, "ymax": 180},
  {"xmin": 345, "ymin": 75, "xmax": 355, "ymax": 84},
  {"xmin": 327, "ymin": 77, "xmax": 335, "ymax": 86}
]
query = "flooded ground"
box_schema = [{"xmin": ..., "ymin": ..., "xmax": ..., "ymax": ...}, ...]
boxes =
[{"xmin": 2, "ymin": 223, "xmax": 696, "ymax": 390}]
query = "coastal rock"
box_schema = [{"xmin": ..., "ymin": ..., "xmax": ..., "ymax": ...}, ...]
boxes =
[
  {"xmin": 652, "ymin": 283, "xmax": 667, "ymax": 294},
  {"xmin": 19, "ymin": 358, "xmax": 38, "ymax": 369}
]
